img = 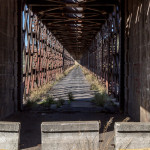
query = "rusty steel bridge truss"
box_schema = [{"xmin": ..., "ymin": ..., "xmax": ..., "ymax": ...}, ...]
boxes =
[
  {"xmin": 22, "ymin": 0, "xmax": 121, "ymax": 101},
  {"xmin": 81, "ymin": 6, "xmax": 120, "ymax": 100},
  {"xmin": 22, "ymin": 5, "xmax": 74, "ymax": 99}
]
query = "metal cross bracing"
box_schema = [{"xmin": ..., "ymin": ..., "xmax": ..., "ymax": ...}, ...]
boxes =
[
  {"xmin": 81, "ymin": 6, "xmax": 120, "ymax": 100},
  {"xmin": 25, "ymin": 0, "xmax": 119, "ymax": 59},
  {"xmin": 22, "ymin": 5, "xmax": 74, "ymax": 100}
]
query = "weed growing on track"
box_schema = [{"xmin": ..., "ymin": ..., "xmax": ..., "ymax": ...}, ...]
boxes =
[
  {"xmin": 56, "ymin": 98, "xmax": 65, "ymax": 108},
  {"xmin": 92, "ymin": 93, "xmax": 109, "ymax": 107},
  {"xmin": 40, "ymin": 96, "xmax": 55, "ymax": 108},
  {"xmin": 68, "ymin": 92, "xmax": 74, "ymax": 101},
  {"xmin": 39, "ymin": 96, "xmax": 65, "ymax": 108}
]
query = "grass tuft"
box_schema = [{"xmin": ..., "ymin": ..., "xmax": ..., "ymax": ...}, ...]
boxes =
[
  {"xmin": 80, "ymin": 66, "xmax": 108, "ymax": 107},
  {"xmin": 122, "ymin": 117, "xmax": 130, "ymax": 122},
  {"xmin": 81, "ymin": 66, "xmax": 106, "ymax": 93},
  {"xmin": 26, "ymin": 99, "xmax": 37, "ymax": 108},
  {"xmin": 56, "ymin": 98, "xmax": 65, "ymax": 108},
  {"xmin": 68, "ymin": 92, "xmax": 74, "ymax": 101},
  {"xmin": 27, "ymin": 83, "xmax": 53, "ymax": 103},
  {"xmin": 92, "ymin": 93, "xmax": 108, "ymax": 107},
  {"xmin": 25, "ymin": 64, "xmax": 77, "ymax": 106},
  {"xmin": 40, "ymin": 96, "xmax": 55, "ymax": 108}
]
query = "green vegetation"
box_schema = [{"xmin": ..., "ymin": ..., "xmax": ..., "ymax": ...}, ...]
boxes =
[
  {"xmin": 40, "ymin": 96, "xmax": 55, "ymax": 108},
  {"xmin": 26, "ymin": 99, "xmax": 37, "ymax": 108},
  {"xmin": 40, "ymin": 97, "xmax": 65, "ymax": 108},
  {"xmin": 68, "ymin": 92, "xmax": 74, "ymax": 101},
  {"xmin": 92, "ymin": 93, "xmax": 108, "ymax": 107},
  {"xmin": 27, "ymin": 95, "xmax": 66, "ymax": 109},
  {"xmin": 56, "ymin": 98, "xmax": 65, "ymax": 108}
]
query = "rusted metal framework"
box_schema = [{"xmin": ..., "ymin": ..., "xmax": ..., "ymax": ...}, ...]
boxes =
[
  {"xmin": 22, "ymin": 5, "xmax": 74, "ymax": 98},
  {"xmin": 22, "ymin": 0, "xmax": 120, "ymax": 100},
  {"xmin": 81, "ymin": 6, "xmax": 120, "ymax": 100},
  {"xmin": 25, "ymin": 0, "xmax": 119, "ymax": 59}
]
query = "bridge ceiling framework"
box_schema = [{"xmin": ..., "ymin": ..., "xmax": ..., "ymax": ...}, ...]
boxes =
[{"xmin": 25, "ymin": 0, "xmax": 119, "ymax": 59}]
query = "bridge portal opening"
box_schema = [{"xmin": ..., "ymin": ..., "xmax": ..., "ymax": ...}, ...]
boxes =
[{"xmin": 20, "ymin": 0, "xmax": 122, "ymax": 113}]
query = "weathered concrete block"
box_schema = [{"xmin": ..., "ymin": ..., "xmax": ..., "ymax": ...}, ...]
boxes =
[
  {"xmin": 115, "ymin": 122, "xmax": 150, "ymax": 150},
  {"xmin": 41, "ymin": 121, "xmax": 99, "ymax": 150},
  {"xmin": 0, "ymin": 122, "xmax": 20, "ymax": 150}
]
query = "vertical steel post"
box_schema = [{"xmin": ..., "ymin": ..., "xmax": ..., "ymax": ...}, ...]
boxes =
[
  {"xmin": 119, "ymin": 0, "xmax": 125, "ymax": 112},
  {"xmin": 17, "ymin": 0, "xmax": 23, "ymax": 111}
]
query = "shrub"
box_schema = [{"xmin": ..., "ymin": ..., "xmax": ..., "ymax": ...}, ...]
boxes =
[
  {"xmin": 41, "ymin": 96, "xmax": 55, "ymax": 107},
  {"xmin": 26, "ymin": 99, "xmax": 37, "ymax": 108},
  {"xmin": 81, "ymin": 66, "xmax": 106, "ymax": 93},
  {"xmin": 68, "ymin": 92, "xmax": 74, "ymax": 101},
  {"xmin": 28, "ymin": 83, "xmax": 53, "ymax": 103},
  {"xmin": 90, "ymin": 83, "xmax": 99, "ymax": 91},
  {"xmin": 56, "ymin": 99, "xmax": 65, "ymax": 108},
  {"xmin": 55, "ymin": 74, "xmax": 64, "ymax": 82},
  {"xmin": 92, "ymin": 93, "xmax": 107, "ymax": 107}
]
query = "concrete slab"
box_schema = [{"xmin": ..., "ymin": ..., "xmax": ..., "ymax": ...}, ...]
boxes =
[
  {"xmin": 115, "ymin": 122, "xmax": 150, "ymax": 150},
  {"xmin": 0, "ymin": 122, "xmax": 20, "ymax": 150},
  {"xmin": 41, "ymin": 121, "xmax": 99, "ymax": 150}
]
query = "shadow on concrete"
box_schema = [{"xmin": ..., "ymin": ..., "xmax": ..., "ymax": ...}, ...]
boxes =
[
  {"xmin": 3, "ymin": 111, "xmax": 129, "ymax": 149},
  {"xmin": 2, "ymin": 67, "xmax": 129, "ymax": 149}
]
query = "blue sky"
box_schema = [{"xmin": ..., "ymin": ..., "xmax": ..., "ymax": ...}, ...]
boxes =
[{"xmin": 22, "ymin": 5, "xmax": 29, "ymax": 47}]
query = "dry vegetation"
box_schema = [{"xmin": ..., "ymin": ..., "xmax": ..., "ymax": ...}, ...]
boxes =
[
  {"xmin": 65, "ymin": 117, "xmax": 130, "ymax": 150},
  {"xmin": 80, "ymin": 66, "xmax": 109, "ymax": 107},
  {"xmin": 81, "ymin": 66, "xmax": 105, "ymax": 93},
  {"xmin": 25, "ymin": 64, "xmax": 77, "ymax": 106}
]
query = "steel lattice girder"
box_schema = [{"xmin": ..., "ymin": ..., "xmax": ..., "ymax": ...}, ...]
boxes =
[
  {"xmin": 25, "ymin": 0, "xmax": 119, "ymax": 59},
  {"xmin": 22, "ymin": 5, "xmax": 74, "ymax": 100},
  {"xmin": 81, "ymin": 6, "xmax": 120, "ymax": 100}
]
